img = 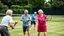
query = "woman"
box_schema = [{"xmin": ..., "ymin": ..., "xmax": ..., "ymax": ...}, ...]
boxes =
[{"xmin": 36, "ymin": 9, "xmax": 48, "ymax": 36}]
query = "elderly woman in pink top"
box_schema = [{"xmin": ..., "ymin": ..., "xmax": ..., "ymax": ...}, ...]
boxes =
[{"xmin": 36, "ymin": 9, "xmax": 48, "ymax": 36}]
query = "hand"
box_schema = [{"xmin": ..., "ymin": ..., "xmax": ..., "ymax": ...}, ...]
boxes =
[
  {"xmin": 10, "ymin": 25, "xmax": 14, "ymax": 29},
  {"xmin": 27, "ymin": 19, "xmax": 30, "ymax": 21},
  {"xmin": 12, "ymin": 27, "xmax": 14, "ymax": 29},
  {"xmin": 20, "ymin": 19, "xmax": 23, "ymax": 21}
]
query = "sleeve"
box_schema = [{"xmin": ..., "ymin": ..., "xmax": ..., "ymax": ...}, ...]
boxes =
[
  {"xmin": 44, "ymin": 15, "xmax": 48, "ymax": 21},
  {"xmin": 28, "ymin": 15, "xmax": 31, "ymax": 20}
]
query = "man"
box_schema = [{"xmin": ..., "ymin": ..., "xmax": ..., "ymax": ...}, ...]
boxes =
[
  {"xmin": 30, "ymin": 12, "xmax": 37, "ymax": 30},
  {"xmin": 0, "ymin": 9, "xmax": 17, "ymax": 36},
  {"xmin": 20, "ymin": 10, "xmax": 31, "ymax": 36}
]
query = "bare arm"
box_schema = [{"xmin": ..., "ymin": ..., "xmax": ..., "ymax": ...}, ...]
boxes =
[{"xmin": 9, "ymin": 22, "xmax": 14, "ymax": 29}]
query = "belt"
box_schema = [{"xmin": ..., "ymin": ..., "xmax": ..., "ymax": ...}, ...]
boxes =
[{"xmin": 0, "ymin": 26, "xmax": 8, "ymax": 28}]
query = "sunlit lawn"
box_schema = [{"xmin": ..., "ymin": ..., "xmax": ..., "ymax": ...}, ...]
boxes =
[{"xmin": 0, "ymin": 15, "xmax": 64, "ymax": 36}]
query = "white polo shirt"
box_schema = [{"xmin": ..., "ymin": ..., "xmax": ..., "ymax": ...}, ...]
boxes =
[{"xmin": 0, "ymin": 15, "xmax": 13, "ymax": 27}]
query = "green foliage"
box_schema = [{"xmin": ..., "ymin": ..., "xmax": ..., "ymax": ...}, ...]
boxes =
[
  {"xmin": 0, "ymin": 1, "xmax": 8, "ymax": 14},
  {"xmin": 11, "ymin": 4, "xmax": 32, "ymax": 14},
  {"xmin": 49, "ymin": 0, "xmax": 64, "ymax": 8},
  {"xmin": 31, "ymin": 0, "xmax": 45, "ymax": 8},
  {"xmin": 44, "ymin": 2, "xmax": 51, "ymax": 8},
  {"xmin": 0, "ymin": 0, "xmax": 64, "ymax": 14},
  {"xmin": 11, "ymin": 5, "xmax": 24, "ymax": 14},
  {"xmin": 24, "ymin": 4, "xmax": 32, "ymax": 14}
]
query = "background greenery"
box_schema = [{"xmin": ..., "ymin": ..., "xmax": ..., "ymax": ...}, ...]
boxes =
[{"xmin": 0, "ymin": 0, "xmax": 64, "ymax": 14}]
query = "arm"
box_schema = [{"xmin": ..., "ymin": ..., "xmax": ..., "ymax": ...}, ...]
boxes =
[
  {"xmin": 9, "ymin": 17, "xmax": 18, "ymax": 29},
  {"xmin": 9, "ymin": 22, "xmax": 14, "ymax": 29},
  {"xmin": 27, "ymin": 15, "xmax": 31, "ymax": 21},
  {"xmin": 36, "ymin": 16, "xmax": 38, "ymax": 22},
  {"xmin": 20, "ymin": 15, "xmax": 24, "ymax": 21},
  {"xmin": 44, "ymin": 15, "xmax": 48, "ymax": 21}
]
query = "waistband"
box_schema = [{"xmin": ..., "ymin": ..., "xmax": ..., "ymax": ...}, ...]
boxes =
[{"xmin": 0, "ymin": 25, "xmax": 8, "ymax": 28}]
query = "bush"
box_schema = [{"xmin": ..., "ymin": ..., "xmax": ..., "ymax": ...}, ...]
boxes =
[
  {"xmin": 11, "ymin": 5, "xmax": 33, "ymax": 14},
  {"xmin": 11, "ymin": 5, "xmax": 24, "ymax": 14},
  {"xmin": 0, "ymin": 1, "xmax": 8, "ymax": 14},
  {"xmin": 24, "ymin": 4, "xmax": 32, "ymax": 14}
]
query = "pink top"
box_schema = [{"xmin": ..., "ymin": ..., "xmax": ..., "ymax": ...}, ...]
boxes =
[{"xmin": 37, "ymin": 14, "xmax": 48, "ymax": 26}]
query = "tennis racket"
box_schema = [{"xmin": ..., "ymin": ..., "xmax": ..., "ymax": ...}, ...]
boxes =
[
  {"xmin": 47, "ymin": 15, "xmax": 52, "ymax": 21},
  {"xmin": 14, "ymin": 21, "xmax": 18, "ymax": 27}
]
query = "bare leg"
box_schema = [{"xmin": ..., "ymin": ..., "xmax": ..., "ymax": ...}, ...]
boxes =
[
  {"xmin": 44, "ymin": 32, "xmax": 46, "ymax": 36},
  {"xmin": 30, "ymin": 25, "xmax": 32, "ymax": 28},
  {"xmin": 23, "ymin": 32, "xmax": 26, "ymax": 36},
  {"xmin": 34, "ymin": 24, "xmax": 36, "ymax": 30},
  {"xmin": 27, "ymin": 31, "xmax": 30, "ymax": 36},
  {"xmin": 38, "ymin": 32, "xmax": 40, "ymax": 36}
]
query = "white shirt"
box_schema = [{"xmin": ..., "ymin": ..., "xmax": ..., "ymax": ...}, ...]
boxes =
[{"xmin": 0, "ymin": 15, "xmax": 13, "ymax": 27}]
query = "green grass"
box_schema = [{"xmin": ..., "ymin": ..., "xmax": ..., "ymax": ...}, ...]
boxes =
[{"xmin": 0, "ymin": 16, "xmax": 64, "ymax": 36}]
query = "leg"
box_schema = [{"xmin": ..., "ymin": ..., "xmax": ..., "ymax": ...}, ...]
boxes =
[
  {"xmin": 30, "ymin": 25, "xmax": 32, "ymax": 28},
  {"xmin": 43, "ymin": 26, "xmax": 47, "ymax": 36},
  {"xmin": 23, "ymin": 32, "xmax": 26, "ymax": 36},
  {"xmin": 37, "ymin": 26, "xmax": 41, "ymax": 36},
  {"xmin": 38, "ymin": 32, "xmax": 40, "ymax": 36},
  {"xmin": 0, "ymin": 31, "xmax": 5, "ymax": 36},
  {"xmin": 34, "ymin": 21, "xmax": 36, "ymax": 30},
  {"xmin": 27, "ymin": 26, "xmax": 30, "ymax": 36},
  {"xmin": 34, "ymin": 24, "xmax": 36, "ymax": 30},
  {"xmin": 23, "ymin": 26, "xmax": 26, "ymax": 36},
  {"xmin": 27, "ymin": 31, "xmax": 30, "ymax": 36},
  {"xmin": 43, "ymin": 32, "xmax": 46, "ymax": 36},
  {"xmin": 30, "ymin": 21, "xmax": 33, "ymax": 28},
  {"xmin": 3, "ymin": 28, "xmax": 10, "ymax": 36},
  {"xmin": 0, "ymin": 27, "xmax": 8, "ymax": 36}
]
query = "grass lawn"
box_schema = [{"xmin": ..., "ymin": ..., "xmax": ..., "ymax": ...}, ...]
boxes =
[{"xmin": 0, "ymin": 15, "xmax": 64, "ymax": 36}]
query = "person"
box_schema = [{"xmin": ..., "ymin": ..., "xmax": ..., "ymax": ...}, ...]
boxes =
[
  {"xmin": 30, "ymin": 12, "xmax": 37, "ymax": 30},
  {"xmin": 36, "ymin": 9, "xmax": 48, "ymax": 36},
  {"xmin": 20, "ymin": 10, "xmax": 31, "ymax": 36},
  {"xmin": 0, "ymin": 9, "xmax": 17, "ymax": 36}
]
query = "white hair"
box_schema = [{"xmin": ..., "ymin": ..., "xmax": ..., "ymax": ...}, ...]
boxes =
[
  {"xmin": 24, "ymin": 10, "xmax": 28, "ymax": 13},
  {"xmin": 6, "ymin": 9, "xmax": 13, "ymax": 15},
  {"xmin": 34, "ymin": 11, "xmax": 37, "ymax": 13},
  {"xmin": 38, "ymin": 9, "xmax": 44, "ymax": 13}
]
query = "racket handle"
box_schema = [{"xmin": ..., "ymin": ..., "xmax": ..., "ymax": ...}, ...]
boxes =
[{"xmin": 14, "ymin": 21, "xmax": 17, "ymax": 27}]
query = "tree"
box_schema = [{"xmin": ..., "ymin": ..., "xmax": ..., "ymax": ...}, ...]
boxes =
[
  {"xmin": 49, "ymin": 0, "xmax": 64, "ymax": 8},
  {"xmin": 0, "ymin": 0, "xmax": 28, "ymax": 8},
  {"xmin": 30, "ymin": 0, "xmax": 45, "ymax": 8}
]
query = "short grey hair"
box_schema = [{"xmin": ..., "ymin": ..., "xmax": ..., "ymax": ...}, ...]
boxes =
[
  {"xmin": 6, "ymin": 9, "xmax": 13, "ymax": 15},
  {"xmin": 38, "ymin": 9, "xmax": 44, "ymax": 13},
  {"xmin": 24, "ymin": 10, "xmax": 28, "ymax": 13}
]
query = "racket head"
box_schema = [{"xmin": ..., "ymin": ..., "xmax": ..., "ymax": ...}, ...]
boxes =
[{"xmin": 47, "ymin": 15, "xmax": 52, "ymax": 21}]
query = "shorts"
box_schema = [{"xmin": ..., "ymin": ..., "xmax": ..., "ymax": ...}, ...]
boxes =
[
  {"xmin": 31, "ymin": 21, "xmax": 36, "ymax": 25},
  {"xmin": 23, "ymin": 26, "xmax": 29, "ymax": 32}
]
